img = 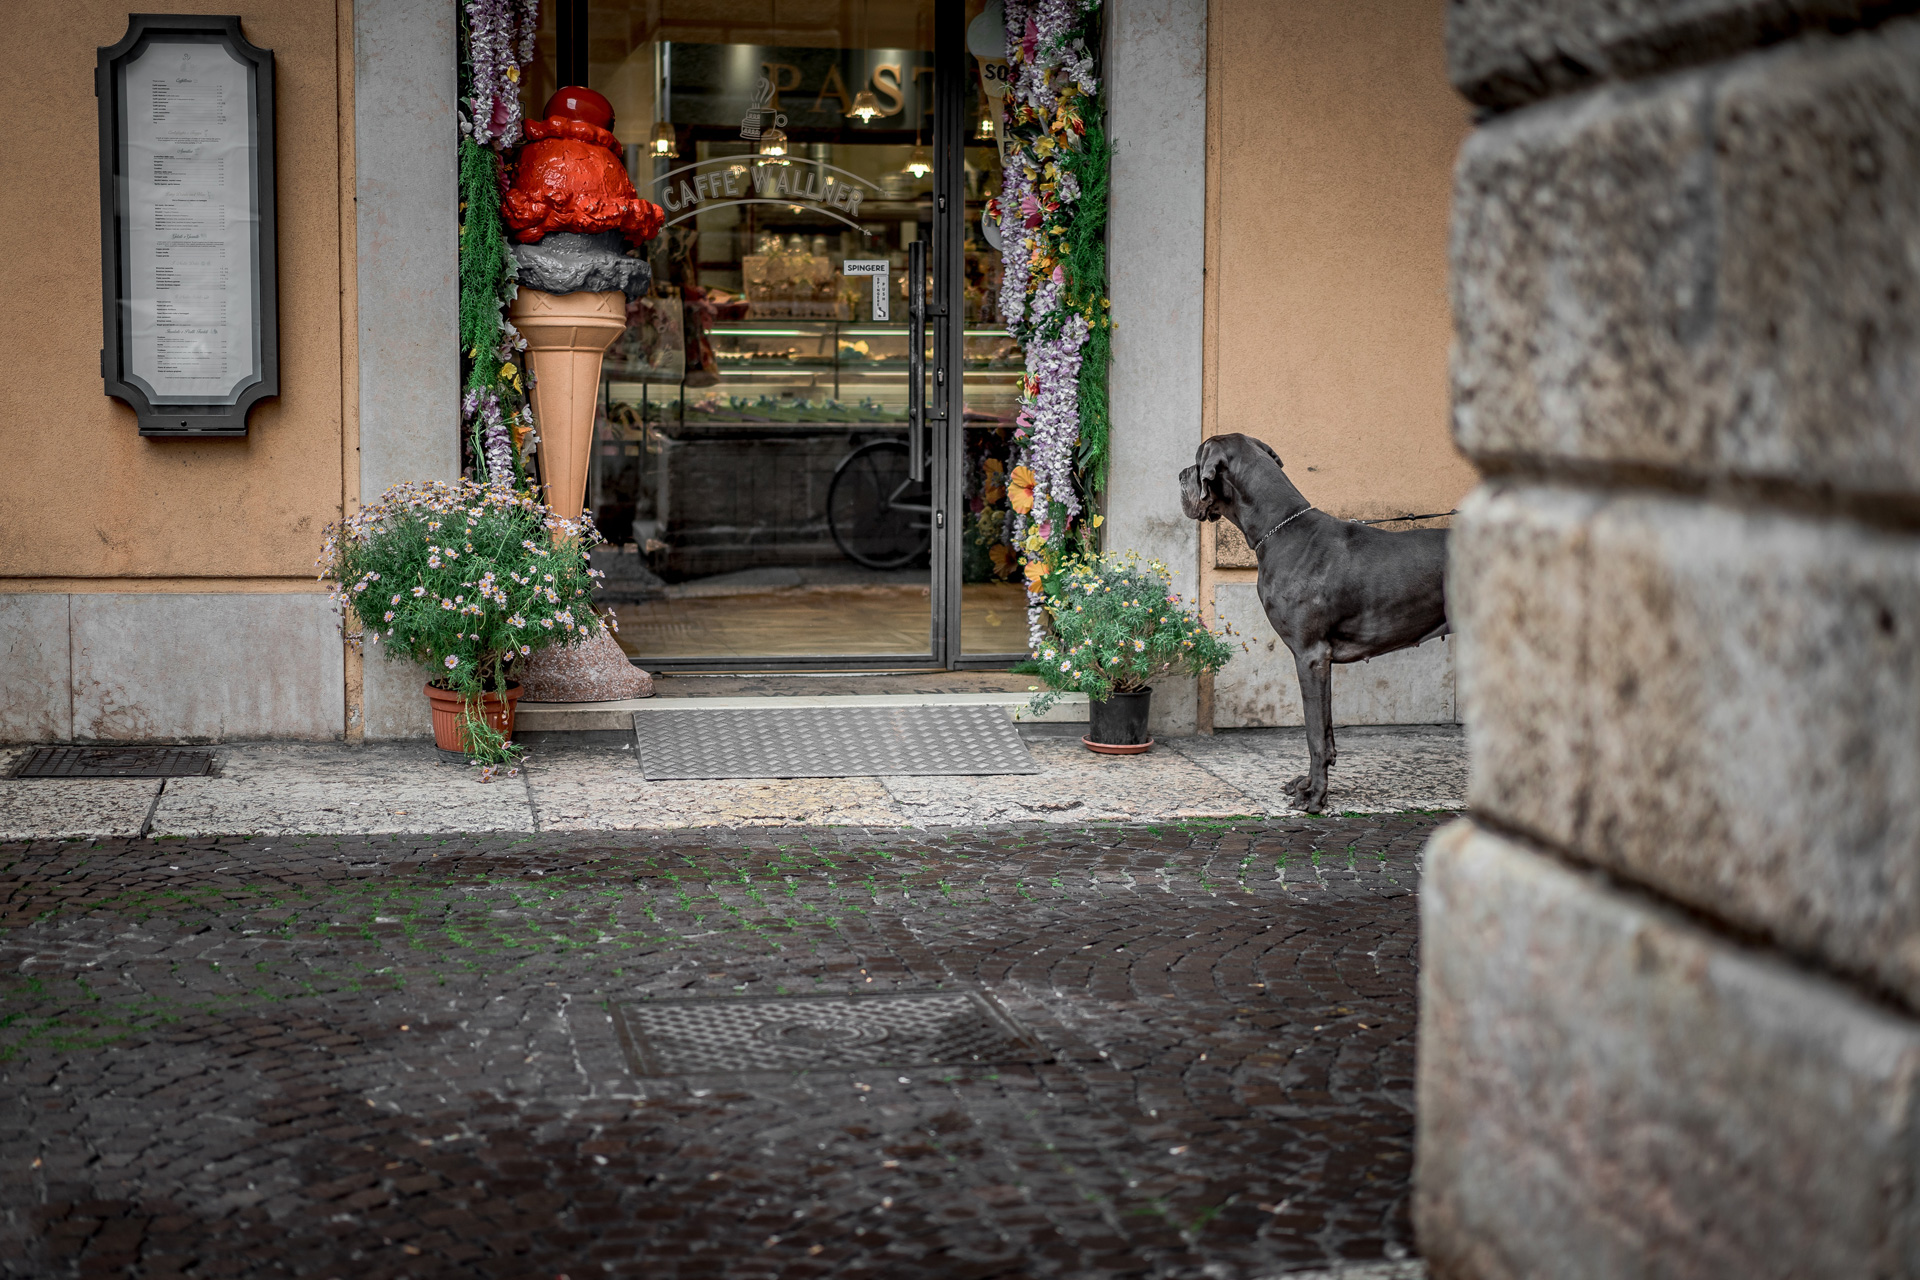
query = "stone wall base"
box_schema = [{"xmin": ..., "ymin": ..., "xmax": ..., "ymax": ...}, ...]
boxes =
[
  {"xmin": 1416, "ymin": 819, "xmax": 1920, "ymax": 1279},
  {"xmin": 1213, "ymin": 583, "xmax": 1456, "ymax": 727},
  {"xmin": 0, "ymin": 592, "xmax": 346, "ymax": 743}
]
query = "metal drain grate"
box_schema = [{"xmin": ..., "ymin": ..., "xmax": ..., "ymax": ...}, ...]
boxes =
[
  {"xmin": 636, "ymin": 704, "xmax": 1039, "ymax": 779},
  {"xmin": 612, "ymin": 989, "xmax": 1046, "ymax": 1076},
  {"xmin": 10, "ymin": 746, "xmax": 213, "ymax": 779}
]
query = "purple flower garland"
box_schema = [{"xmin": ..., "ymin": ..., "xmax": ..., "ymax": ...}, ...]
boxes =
[
  {"xmin": 998, "ymin": 0, "xmax": 1106, "ymax": 648},
  {"xmin": 460, "ymin": 0, "xmax": 539, "ymax": 488},
  {"xmin": 463, "ymin": 0, "xmax": 539, "ymax": 148}
]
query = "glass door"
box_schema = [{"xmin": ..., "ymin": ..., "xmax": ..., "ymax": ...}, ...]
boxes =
[
  {"xmin": 530, "ymin": 0, "xmax": 1014, "ymax": 670},
  {"xmin": 947, "ymin": 0, "xmax": 1028, "ymax": 664}
]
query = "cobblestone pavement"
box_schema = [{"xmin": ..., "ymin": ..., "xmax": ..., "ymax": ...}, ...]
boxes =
[
  {"xmin": 0, "ymin": 815, "xmax": 1443, "ymax": 1278},
  {"xmin": 0, "ymin": 729, "xmax": 1466, "ymax": 839}
]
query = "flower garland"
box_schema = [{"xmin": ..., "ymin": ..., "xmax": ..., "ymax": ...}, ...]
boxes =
[
  {"xmin": 992, "ymin": 0, "xmax": 1112, "ymax": 648},
  {"xmin": 457, "ymin": 0, "xmax": 539, "ymax": 488},
  {"xmin": 461, "ymin": 0, "xmax": 538, "ymax": 149}
]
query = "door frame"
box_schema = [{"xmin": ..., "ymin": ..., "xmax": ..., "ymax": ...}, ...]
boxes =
[{"xmin": 551, "ymin": 0, "xmax": 1027, "ymax": 671}]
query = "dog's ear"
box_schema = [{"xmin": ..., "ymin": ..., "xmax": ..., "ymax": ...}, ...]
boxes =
[
  {"xmin": 1198, "ymin": 439, "xmax": 1232, "ymax": 502},
  {"xmin": 1248, "ymin": 437, "xmax": 1283, "ymax": 469}
]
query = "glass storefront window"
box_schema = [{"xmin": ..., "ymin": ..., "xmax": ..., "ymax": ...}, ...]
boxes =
[{"xmin": 522, "ymin": 0, "xmax": 1028, "ymax": 666}]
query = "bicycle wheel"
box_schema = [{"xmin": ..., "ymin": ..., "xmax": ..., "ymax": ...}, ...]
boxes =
[{"xmin": 828, "ymin": 439, "xmax": 929, "ymax": 570}]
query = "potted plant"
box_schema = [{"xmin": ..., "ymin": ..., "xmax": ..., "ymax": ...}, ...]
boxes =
[
  {"xmin": 319, "ymin": 479, "xmax": 607, "ymax": 764},
  {"xmin": 1021, "ymin": 552, "xmax": 1239, "ymax": 753}
]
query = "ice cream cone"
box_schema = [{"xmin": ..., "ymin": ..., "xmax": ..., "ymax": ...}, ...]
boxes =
[{"xmin": 509, "ymin": 288, "xmax": 627, "ymax": 523}]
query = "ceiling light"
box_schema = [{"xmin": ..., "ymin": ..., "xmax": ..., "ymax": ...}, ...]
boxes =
[
  {"xmin": 757, "ymin": 126, "xmax": 789, "ymax": 160},
  {"xmin": 848, "ymin": 90, "xmax": 882, "ymax": 123},
  {"xmin": 650, "ymin": 122, "xmax": 678, "ymax": 158},
  {"xmin": 976, "ymin": 114, "xmax": 995, "ymax": 140},
  {"xmin": 904, "ymin": 144, "xmax": 931, "ymax": 178}
]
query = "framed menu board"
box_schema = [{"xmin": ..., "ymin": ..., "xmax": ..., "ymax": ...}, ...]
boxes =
[{"xmin": 98, "ymin": 16, "xmax": 277, "ymax": 437}]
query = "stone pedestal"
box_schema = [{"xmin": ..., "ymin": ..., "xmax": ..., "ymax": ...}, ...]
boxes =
[{"xmin": 517, "ymin": 629, "xmax": 651, "ymax": 704}]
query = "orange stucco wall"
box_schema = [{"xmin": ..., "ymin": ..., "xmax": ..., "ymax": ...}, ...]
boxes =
[
  {"xmin": 0, "ymin": 4, "xmax": 348, "ymax": 583},
  {"xmin": 1203, "ymin": 0, "xmax": 1473, "ymax": 522}
]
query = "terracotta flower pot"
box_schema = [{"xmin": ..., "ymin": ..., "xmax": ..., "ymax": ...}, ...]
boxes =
[
  {"xmin": 1084, "ymin": 687, "xmax": 1154, "ymax": 754},
  {"xmin": 424, "ymin": 682, "xmax": 523, "ymax": 754}
]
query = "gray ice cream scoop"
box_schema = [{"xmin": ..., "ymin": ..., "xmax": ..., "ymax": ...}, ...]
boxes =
[{"xmin": 512, "ymin": 230, "xmax": 652, "ymax": 299}]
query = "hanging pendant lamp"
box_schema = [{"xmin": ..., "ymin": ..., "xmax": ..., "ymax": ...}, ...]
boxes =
[
  {"xmin": 650, "ymin": 121, "xmax": 679, "ymax": 158},
  {"xmin": 848, "ymin": 89, "xmax": 882, "ymax": 123}
]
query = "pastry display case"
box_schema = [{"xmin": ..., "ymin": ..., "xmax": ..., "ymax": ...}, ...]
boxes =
[{"xmin": 594, "ymin": 314, "xmax": 1020, "ymax": 579}]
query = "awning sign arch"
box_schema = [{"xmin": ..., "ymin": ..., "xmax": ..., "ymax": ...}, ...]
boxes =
[{"xmin": 651, "ymin": 157, "xmax": 886, "ymax": 234}]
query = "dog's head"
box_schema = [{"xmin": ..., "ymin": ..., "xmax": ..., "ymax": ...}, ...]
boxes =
[{"xmin": 1179, "ymin": 434, "xmax": 1284, "ymax": 522}]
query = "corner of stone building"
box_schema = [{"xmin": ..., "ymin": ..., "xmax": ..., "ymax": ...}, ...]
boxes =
[{"xmin": 1422, "ymin": 6, "xmax": 1920, "ymax": 1276}]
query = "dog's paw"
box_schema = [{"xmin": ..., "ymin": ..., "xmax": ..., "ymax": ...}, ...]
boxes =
[{"xmin": 1283, "ymin": 773, "xmax": 1328, "ymax": 812}]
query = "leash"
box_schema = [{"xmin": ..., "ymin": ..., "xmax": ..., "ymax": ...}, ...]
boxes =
[
  {"xmin": 1351, "ymin": 509, "xmax": 1457, "ymax": 526},
  {"xmin": 1247, "ymin": 506, "xmax": 1457, "ymax": 554}
]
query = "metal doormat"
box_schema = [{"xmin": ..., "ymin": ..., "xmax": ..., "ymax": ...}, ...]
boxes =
[
  {"xmin": 611, "ymin": 989, "xmax": 1046, "ymax": 1076},
  {"xmin": 636, "ymin": 704, "xmax": 1039, "ymax": 779},
  {"xmin": 10, "ymin": 746, "xmax": 214, "ymax": 779}
]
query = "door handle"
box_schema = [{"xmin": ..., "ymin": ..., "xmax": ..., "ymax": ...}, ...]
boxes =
[{"xmin": 907, "ymin": 239, "xmax": 927, "ymax": 482}]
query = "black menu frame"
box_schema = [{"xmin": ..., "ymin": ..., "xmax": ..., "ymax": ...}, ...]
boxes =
[{"xmin": 98, "ymin": 14, "xmax": 278, "ymax": 437}]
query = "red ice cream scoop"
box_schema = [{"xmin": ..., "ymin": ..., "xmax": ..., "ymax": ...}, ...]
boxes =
[{"xmin": 502, "ymin": 87, "xmax": 665, "ymax": 245}]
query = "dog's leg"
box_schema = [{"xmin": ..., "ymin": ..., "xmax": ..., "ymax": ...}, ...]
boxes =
[{"xmin": 1286, "ymin": 643, "xmax": 1333, "ymax": 814}]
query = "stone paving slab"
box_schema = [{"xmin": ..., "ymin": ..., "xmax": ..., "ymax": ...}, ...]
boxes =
[
  {"xmin": 0, "ymin": 729, "xmax": 1465, "ymax": 839},
  {"xmin": 0, "ymin": 816, "xmax": 1441, "ymax": 1278},
  {"xmin": 1169, "ymin": 728, "xmax": 1468, "ymax": 816},
  {"xmin": 148, "ymin": 743, "xmax": 533, "ymax": 837},
  {"xmin": 0, "ymin": 749, "xmax": 160, "ymax": 841},
  {"xmin": 882, "ymin": 737, "xmax": 1257, "ymax": 824},
  {"xmin": 525, "ymin": 746, "xmax": 905, "ymax": 830}
]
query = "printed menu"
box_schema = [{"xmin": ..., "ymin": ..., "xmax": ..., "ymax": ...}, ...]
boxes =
[{"xmin": 122, "ymin": 40, "xmax": 257, "ymax": 403}]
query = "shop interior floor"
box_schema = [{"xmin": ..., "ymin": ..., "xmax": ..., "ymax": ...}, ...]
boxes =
[{"xmin": 612, "ymin": 581, "xmax": 1029, "ymax": 662}]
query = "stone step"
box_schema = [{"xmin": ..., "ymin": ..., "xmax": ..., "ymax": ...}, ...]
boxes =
[{"xmin": 516, "ymin": 689, "xmax": 1090, "ymax": 733}]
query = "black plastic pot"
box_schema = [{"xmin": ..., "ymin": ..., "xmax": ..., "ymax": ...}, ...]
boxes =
[{"xmin": 1086, "ymin": 687, "xmax": 1153, "ymax": 750}]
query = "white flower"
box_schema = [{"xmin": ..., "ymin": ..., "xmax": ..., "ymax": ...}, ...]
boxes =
[
  {"xmin": 443, "ymin": 655, "xmax": 459, "ymax": 669},
  {"xmin": 411, "ymin": 586, "xmax": 427, "ymax": 597},
  {"xmin": 383, "ymin": 611, "xmax": 395, "ymax": 622}
]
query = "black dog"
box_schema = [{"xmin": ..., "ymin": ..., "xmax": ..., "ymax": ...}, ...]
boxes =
[{"xmin": 1180, "ymin": 434, "xmax": 1448, "ymax": 813}]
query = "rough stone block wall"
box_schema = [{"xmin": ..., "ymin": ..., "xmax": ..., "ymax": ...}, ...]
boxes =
[{"xmin": 1419, "ymin": 6, "xmax": 1920, "ymax": 1276}]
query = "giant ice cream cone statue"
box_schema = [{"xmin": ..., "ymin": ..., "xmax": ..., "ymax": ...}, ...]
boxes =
[
  {"xmin": 509, "ymin": 288, "xmax": 626, "ymax": 523},
  {"xmin": 503, "ymin": 87, "xmax": 667, "ymax": 703}
]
